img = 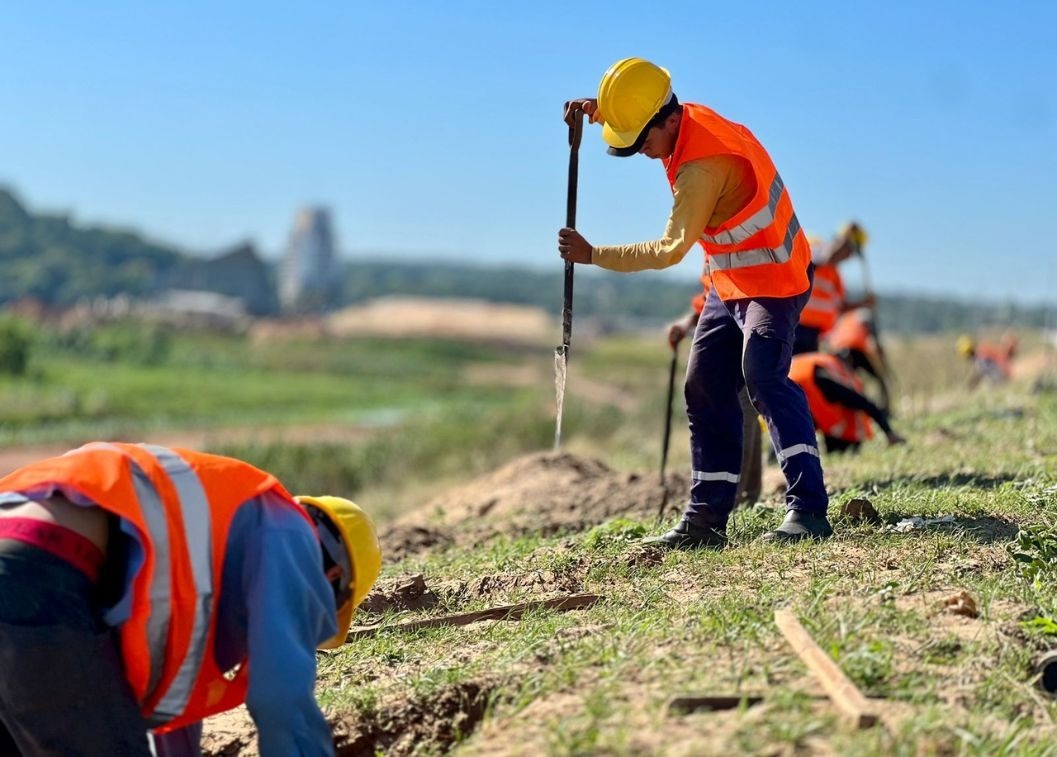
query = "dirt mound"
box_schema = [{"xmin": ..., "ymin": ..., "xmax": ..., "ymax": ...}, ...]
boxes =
[
  {"xmin": 333, "ymin": 680, "xmax": 494, "ymax": 756},
  {"xmin": 327, "ymin": 297, "xmax": 554, "ymax": 345},
  {"xmin": 380, "ymin": 452, "xmax": 688, "ymax": 560}
]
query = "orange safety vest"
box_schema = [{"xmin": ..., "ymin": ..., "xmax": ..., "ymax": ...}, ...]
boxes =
[
  {"xmin": 0, "ymin": 442, "xmax": 313, "ymax": 730},
  {"xmin": 823, "ymin": 310, "xmax": 872, "ymax": 355},
  {"xmin": 665, "ymin": 103, "xmax": 812, "ymax": 301},
  {"xmin": 799, "ymin": 263, "xmax": 846, "ymax": 332},
  {"xmin": 789, "ymin": 353, "xmax": 874, "ymax": 443},
  {"xmin": 976, "ymin": 343, "xmax": 1012, "ymax": 379}
]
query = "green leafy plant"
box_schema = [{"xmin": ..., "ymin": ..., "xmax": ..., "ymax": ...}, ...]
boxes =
[{"xmin": 1009, "ymin": 523, "xmax": 1057, "ymax": 634}]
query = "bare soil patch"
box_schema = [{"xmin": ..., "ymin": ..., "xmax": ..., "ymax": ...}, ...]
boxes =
[
  {"xmin": 203, "ymin": 680, "xmax": 495, "ymax": 757},
  {"xmin": 333, "ymin": 680, "xmax": 495, "ymax": 756}
]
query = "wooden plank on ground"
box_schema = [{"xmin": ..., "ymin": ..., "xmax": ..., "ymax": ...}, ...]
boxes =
[
  {"xmin": 346, "ymin": 593, "xmax": 602, "ymax": 641},
  {"xmin": 774, "ymin": 609, "xmax": 879, "ymax": 728}
]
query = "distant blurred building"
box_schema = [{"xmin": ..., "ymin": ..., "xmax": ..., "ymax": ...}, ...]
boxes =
[
  {"xmin": 280, "ymin": 207, "xmax": 340, "ymax": 313},
  {"xmin": 159, "ymin": 241, "xmax": 278, "ymax": 316}
]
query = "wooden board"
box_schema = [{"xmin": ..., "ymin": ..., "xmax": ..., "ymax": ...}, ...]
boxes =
[
  {"xmin": 346, "ymin": 593, "xmax": 602, "ymax": 641},
  {"xmin": 774, "ymin": 609, "xmax": 879, "ymax": 728}
]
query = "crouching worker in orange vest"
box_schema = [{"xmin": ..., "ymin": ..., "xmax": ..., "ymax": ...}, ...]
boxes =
[
  {"xmin": 0, "ymin": 442, "xmax": 381, "ymax": 756},
  {"xmin": 957, "ymin": 334, "xmax": 1017, "ymax": 390},
  {"xmin": 790, "ymin": 354, "xmax": 905, "ymax": 453},
  {"xmin": 560, "ymin": 57, "xmax": 830, "ymax": 546}
]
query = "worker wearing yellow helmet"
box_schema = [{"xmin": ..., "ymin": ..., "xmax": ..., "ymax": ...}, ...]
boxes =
[
  {"xmin": 795, "ymin": 221, "xmax": 878, "ymax": 355},
  {"xmin": 559, "ymin": 58, "xmax": 831, "ymax": 547},
  {"xmin": 0, "ymin": 443, "xmax": 381, "ymax": 755},
  {"xmin": 958, "ymin": 332, "xmax": 1017, "ymax": 390}
]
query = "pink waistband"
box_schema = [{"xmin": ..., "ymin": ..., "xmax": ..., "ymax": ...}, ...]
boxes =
[{"xmin": 0, "ymin": 518, "xmax": 105, "ymax": 583}]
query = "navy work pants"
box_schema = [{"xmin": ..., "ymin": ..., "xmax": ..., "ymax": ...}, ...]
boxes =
[
  {"xmin": 684, "ymin": 284, "xmax": 828, "ymax": 523},
  {"xmin": 0, "ymin": 540, "xmax": 152, "ymax": 756}
]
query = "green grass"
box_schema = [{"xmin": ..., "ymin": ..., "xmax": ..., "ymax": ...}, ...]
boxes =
[
  {"xmin": 8, "ymin": 318, "xmax": 1057, "ymax": 753},
  {"xmin": 310, "ymin": 346, "xmax": 1057, "ymax": 755},
  {"xmin": 0, "ymin": 326, "xmax": 534, "ymax": 443}
]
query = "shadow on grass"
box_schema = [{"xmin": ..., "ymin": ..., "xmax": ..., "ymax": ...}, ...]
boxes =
[
  {"xmin": 865, "ymin": 472, "xmax": 1021, "ymax": 491},
  {"xmin": 879, "ymin": 514, "xmax": 1022, "ymax": 544}
]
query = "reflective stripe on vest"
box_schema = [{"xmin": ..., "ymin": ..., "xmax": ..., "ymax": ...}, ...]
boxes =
[
  {"xmin": 143, "ymin": 445, "xmax": 213, "ymax": 723},
  {"xmin": 701, "ymin": 173, "xmax": 785, "ymax": 247},
  {"xmin": 130, "ymin": 457, "xmax": 173, "ymax": 701},
  {"xmin": 707, "ymin": 214, "xmax": 802, "ymax": 272}
]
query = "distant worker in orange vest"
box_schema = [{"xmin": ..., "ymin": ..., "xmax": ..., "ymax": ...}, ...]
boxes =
[
  {"xmin": 560, "ymin": 57, "xmax": 831, "ymax": 546},
  {"xmin": 790, "ymin": 353, "xmax": 905, "ymax": 453},
  {"xmin": 823, "ymin": 307, "xmax": 892, "ymax": 413},
  {"xmin": 957, "ymin": 333, "xmax": 1017, "ymax": 390},
  {"xmin": 0, "ymin": 442, "xmax": 381, "ymax": 756},
  {"xmin": 668, "ymin": 276, "xmax": 762, "ymax": 507},
  {"xmin": 794, "ymin": 223, "xmax": 876, "ymax": 355}
]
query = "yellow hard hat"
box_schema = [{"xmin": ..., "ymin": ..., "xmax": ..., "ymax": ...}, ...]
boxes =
[
  {"xmin": 840, "ymin": 222, "xmax": 869, "ymax": 249},
  {"xmin": 297, "ymin": 495, "xmax": 382, "ymax": 650},
  {"xmin": 956, "ymin": 335, "xmax": 976, "ymax": 357},
  {"xmin": 597, "ymin": 57, "xmax": 672, "ymax": 149}
]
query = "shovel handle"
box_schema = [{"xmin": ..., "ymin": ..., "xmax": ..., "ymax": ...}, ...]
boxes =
[{"xmin": 562, "ymin": 113, "xmax": 584, "ymax": 351}]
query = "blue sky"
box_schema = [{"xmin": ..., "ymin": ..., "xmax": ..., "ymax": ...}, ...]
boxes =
[{"xmin": 1, "ymin": 2, "xmax": 1054, "ymax": 303}]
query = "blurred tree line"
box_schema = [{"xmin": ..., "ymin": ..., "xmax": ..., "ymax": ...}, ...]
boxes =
[
  {"xmin": 340, "ymin": 260, "xmax": 1056, "ymax": 334},
  {"xmin": 0, "ymin": 189, "xmax": 182, "ymax": 306},
  {"xmin": 0, "ymin": 186, "xmax": 1052, "ymax": 334}
]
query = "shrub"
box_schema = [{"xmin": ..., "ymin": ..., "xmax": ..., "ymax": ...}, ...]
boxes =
[{"xmin": 0, "ymin": 317, "xmax": 32, "ymax": 375}]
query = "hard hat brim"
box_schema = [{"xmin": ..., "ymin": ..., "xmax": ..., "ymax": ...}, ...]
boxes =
[
  {"xmin": 602, "ymin": 121, "xmax": 643, "ymax": 150},
  {"xmin": 607, "ymin": 143, "xmax": 640, "ymax": 158}
]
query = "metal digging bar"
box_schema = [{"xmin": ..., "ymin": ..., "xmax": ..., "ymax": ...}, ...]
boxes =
[
  {"xmin": 553, "ymin": 111, "xmax": 584, "ymax": 450},
  {"xmin": 656, "ymin": 343, "xmax": 679, "ymax": 522}
]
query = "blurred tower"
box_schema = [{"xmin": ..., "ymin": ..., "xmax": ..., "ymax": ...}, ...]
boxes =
[{"xmin": 279, "ymin": 206, "xmax": 340, "ymax": 313}]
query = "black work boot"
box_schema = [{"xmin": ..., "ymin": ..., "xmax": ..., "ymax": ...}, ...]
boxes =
[
  {"xmin": 761, "ymin": 510, "xmax": 834, "ymax": 544},
  {"xmin": 643, "ymin": 514, "xmax": 728, "ymax": 551}
]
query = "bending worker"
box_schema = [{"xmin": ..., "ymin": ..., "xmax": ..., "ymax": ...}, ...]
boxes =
[
  {"xmin": 794, "ymin": 223, "xmax": 875, "ymax": 355},
  {"xmin": 790, "ymin": 352, "xmax": 905, "ymax": 453},
  {"xmin": 560, "ymin": 57, "xmax": 830, "ymax": 546},
  {"xmin": 824, "ymin": 308, "xmax": 892, "ymax": 413},
  {"xmin": 668, "ymin": 280, "xmax": 762, "ymax": 507},
  {"xmin": 0, "ymin": 442, "xmax": 381, "ymax": 756},
  {"xmin": 957, "ymin": 333, "xmax": 1017, "ymax": 390}
]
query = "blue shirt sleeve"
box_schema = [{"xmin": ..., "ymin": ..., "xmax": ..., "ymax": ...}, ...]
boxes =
[{"xmin": 242, "ymin": 494, "xmax": 338, "ymax": 757}]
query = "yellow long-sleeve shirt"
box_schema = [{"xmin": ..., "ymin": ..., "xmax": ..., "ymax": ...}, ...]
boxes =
[{"xmin": 590, "ymin": 154, "xmax": 756, "ymax": 272}]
